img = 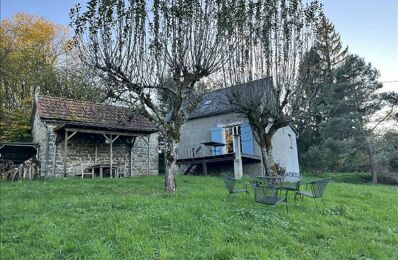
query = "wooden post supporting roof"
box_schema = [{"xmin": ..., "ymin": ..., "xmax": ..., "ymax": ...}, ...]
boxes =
[
  {"xmin": 64, "ymin": 130, "xmax": 68, "ymax": 178},
  {"xmin": 233, "ymin": 127, "xmax": 243, "ymax": 179},
  {"xmin": 52, "ymin": 133, "xmax": 57, "ymax": 178},
  {"xmin": 147, "ymin": 135, "xmax": 150, "ymax": 175},
  {"xmin": 103, "ymin": 134, "xmax": 119, "ymax": 178},
  {"xmin": 140, "ymin": 135, "xmax": 150, "ymax": 175},
  {"xmin": 130, "ymin": 137, "xmax": 136, "ymax": 177},
  {"xmin": 63, "ymin": 131, "xmax": 77, "ymax": 178},
  {"xmin": 94, "ymin": 142, "xmax": 98, "ymax": 164},
  {"xmin": 110, "ymin": 134, "xmax": 113, "ymax": 178},
  {"xmin": 202, "ymin": 162, "xmax": 208, "ymax": 175}
]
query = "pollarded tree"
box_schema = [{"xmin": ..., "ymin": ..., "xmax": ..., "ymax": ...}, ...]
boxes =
[
  {"xmin": 70, "ymin": 0, "xmax": 234, "ymax": 191},
  {"xmin": 224, "ymin": 0, "xmax": 323, "ymax": 175}
]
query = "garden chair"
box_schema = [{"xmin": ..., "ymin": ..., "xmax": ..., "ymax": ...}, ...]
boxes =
[
  {"xmin": 223, "ymin": 174, "xmax": 249, "ymax": 197},
  {"xmin": 117, "ymin": 161, "xmax": 128, "ymax": 178},
  {"xmin": 252, "ymin": 178, "xmax": 288, "ymax": 212},
  {"xmin": 72, "ymin": 160, "xmax": 94, "ymax": 179},
  {"xmin": 296, "ymin": 177, "xmax": 331, "ymax": 209}
]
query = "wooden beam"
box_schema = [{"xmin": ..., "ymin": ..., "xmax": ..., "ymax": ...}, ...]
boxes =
[
  {"xmin": 52, "ymin": 133, "xmax": 58, "ymax": 177},
  {"xmin": 140, "ymin": 135, "xmax": 149, "ymax": 144},
  {"xmin": 184, "ymin": 164, "xmax": 195, "ymax": 175},
  {"xmin": 131, "ymin": 137, "xmax": 136, "ymax": 147},
  {"xmin": 202, "ymin": 162, "xmax": 208, "ymax": 175},
  {"xmin": 67, "ymin": 131, "xmax": 77, "ymax": 140},
  {"xmin": 130, "ymin": 137, "xmax": 136, "ymax": 177},
  {"xmin": 65, "ymin": 127, "xmax": 150, "ymax": 138},
  {"xmin": 147, "ymin": 135, "xmax": 150, "ymax": 175},
  {"xmin": 177, "ymin": 154, "xmax": 235, "ymax": 165},
  {"xmin": 102, "ymin": 134, "xmax": 111, "ymax": 142},
  {"xmin": 110, "ymin": 134, "xmax": 113, "ymax": 178},
  {"xmin": 94, "ymin": 143, "xmax": 98, "ymax": 164},
  {"xmin": 64, "ymin": 130, "xmax": 68, "ymax": 178}
]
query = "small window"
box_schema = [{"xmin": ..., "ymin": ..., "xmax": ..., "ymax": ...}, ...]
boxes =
[
  {"xmin": 203, "ymin": 99, "xmax": 212, "ymax": 106},
  {"xmin": 288, "ymin": 134, "xmax": 293, "ymax": 149},
  {"xmin": 201, "ymin": 99, "xmax": 212, "ymax": 110}
]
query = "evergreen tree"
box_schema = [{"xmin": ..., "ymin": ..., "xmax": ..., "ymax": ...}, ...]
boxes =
[
  {"xmin": 314, "ymin": 16, "xmax": 348, "ymax": 82},
  {"xmin": 322, "ymin": 55, "xmax": 382, "ymax": 140},
  {"xmin": 296, "ymin": 16, "xmax": 349, "ymax": 169},
  {"xmin": 320, "ymin": 55, "xmax": 382, "ymax": 172}
]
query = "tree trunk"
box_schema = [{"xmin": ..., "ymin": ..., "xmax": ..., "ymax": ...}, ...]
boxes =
[
  {"xmin": 367, "ymin": 143, "xmax": 377, "ymax": 184},
  {"xmin": 260, "ymin": 137, "xmax": 277, "ymax": 176},
  {"xmin": 164, "ymin": 139, "xmax": 178, "ymax": 192},
  {"xmin": 165, "ymin": 162, "xmax": 177, "ymax": 192},
  {"xmin": 260, "ymin": 147, "xmax": 277, "ymax": 176}
]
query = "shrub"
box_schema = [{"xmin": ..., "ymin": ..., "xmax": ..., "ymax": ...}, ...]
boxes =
[{"xmin": 377, "ymin": 172, "xmax": 398, "ymax": 185}]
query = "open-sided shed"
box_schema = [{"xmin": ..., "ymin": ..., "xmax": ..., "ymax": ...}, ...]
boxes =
[
  {"xmin": 0, "ymin": 142, "xmax": 39, "ymax": 164},
  {"xmin": 31, "ymin": 96, "xmax": 159, "ymax": 178}
]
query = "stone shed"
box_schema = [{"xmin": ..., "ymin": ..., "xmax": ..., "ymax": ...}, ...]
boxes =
[{"xmin": 31, "ymin": 96, "xmax": 159, "ymax": 178}]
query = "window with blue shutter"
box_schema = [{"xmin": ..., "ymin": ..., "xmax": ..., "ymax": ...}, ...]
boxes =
[
  {"xmin": 210, "ymin": 127, "xmax": 223, "ymax": 155},
  {"xmin": 241, "ymin": 123, "xmax": 254, "ymax": 155}
]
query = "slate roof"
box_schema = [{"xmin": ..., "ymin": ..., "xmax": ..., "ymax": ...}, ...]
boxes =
[
  {"xmin": 36, "ymin": 96, "xmax": 157, "ymax": 133},
  {"xmin": 189, "ymin": 77, "xmax": 273, "ymax": 120}
]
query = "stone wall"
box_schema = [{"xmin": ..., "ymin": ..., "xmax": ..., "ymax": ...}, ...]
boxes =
[
  {"xmin": 31, "ymin": 109, "xmax": 50, "ymax": 175},
  {"xmin": 32, "ymin": 112, "xmax": 159, "ymax": 178},
  {"xmin": 52, "ymin": 133, "xmax": 159, "ymax": 178}
]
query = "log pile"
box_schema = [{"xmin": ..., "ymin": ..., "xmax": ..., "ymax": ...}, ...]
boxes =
[
  {"xmin": 0, "ymin": 159, "xmax": 18, "ymax": 181},
  {"xmin": 0, "ymin": 159, "xmax": 39, "ymax": 181}
]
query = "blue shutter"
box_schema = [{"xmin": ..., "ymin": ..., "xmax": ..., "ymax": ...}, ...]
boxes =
[
  {"xmin": 241, "ymin": 123, "xmax": 254, "ymax": 155},
  {"xmin": 210, "ymin": 127, "xmax": 223, "ymax": 155}
]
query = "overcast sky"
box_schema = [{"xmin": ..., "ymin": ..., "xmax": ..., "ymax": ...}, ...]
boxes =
[{"xmin": 1, "ymin": 0, "xmax": 397, "ymax": 92}]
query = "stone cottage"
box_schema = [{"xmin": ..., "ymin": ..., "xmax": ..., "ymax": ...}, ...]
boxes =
[
  {"xmin": 177, "ymin": 78, "xmax": 300, "ymax": 179},
  {"xmin": 31, "ymin": 96, "xmax": 158, "ymax": 178}
]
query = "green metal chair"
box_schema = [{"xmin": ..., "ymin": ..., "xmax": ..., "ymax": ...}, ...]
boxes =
[
  {"xmin": 223, "ymin": 174, "xmax": 249, "ymax": 197},
  {"xmin": 296, "ymin": 177, "xmax": 331, "ymax": 209},
  {"xmin": 252, "ymin": 178, "xmax": 288, "ymax": 212}
]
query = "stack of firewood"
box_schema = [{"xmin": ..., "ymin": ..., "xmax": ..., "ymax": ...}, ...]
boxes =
[
  {"xmin": 22, "ymin": 159, "xmax": 38, "ymax": 180},
  {"xmin": 0, "ymin": 159, "xmax": 38, "ymax": 181},
  {"xmin": 0, "ymin": 159, "xmax": 19, "ymax": 181}
]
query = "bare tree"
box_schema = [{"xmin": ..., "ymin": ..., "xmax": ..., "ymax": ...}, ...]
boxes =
[
  {"xmin": 70, "ymin": 0, "xmax": 233, "ymax": 191},
  {"xmin": 224, "ymin": 0, "xmax": 323, "ymax": 175},
  {"xmin": 362, "ymin": 91, "xmax": 398, "ymax": 183}
]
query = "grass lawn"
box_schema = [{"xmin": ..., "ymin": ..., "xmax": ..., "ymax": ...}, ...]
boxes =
[{"xmin": 1, "ymin": 173, "xmax": 397, "ymax": 259}]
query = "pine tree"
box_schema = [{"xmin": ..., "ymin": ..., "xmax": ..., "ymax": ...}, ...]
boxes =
[
  {"xmin": 296, "ymin": 16, "xmax": 349, "ymax": 164},
  {"xmin": 321, "ymin": 55, "xmax": 382, "ymax": 170},
  {"xmin": 314, "ymin": 16, "xmax": 348, "ymax": 82}
]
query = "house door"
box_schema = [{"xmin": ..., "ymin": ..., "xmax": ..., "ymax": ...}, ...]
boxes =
[{"xmin": 224, "ymin": 128, "xmax": 234, "ymax": 153}]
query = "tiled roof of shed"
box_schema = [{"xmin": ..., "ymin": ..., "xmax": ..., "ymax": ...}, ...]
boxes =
[{"xmin": 37, "ymin": 96, "xmax": 157, "ymax": 132}]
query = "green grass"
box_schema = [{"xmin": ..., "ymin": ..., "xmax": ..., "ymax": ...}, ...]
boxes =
[{"xmin": 1, "ymin": 174, "xmax": 397, "ymax": 259}]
